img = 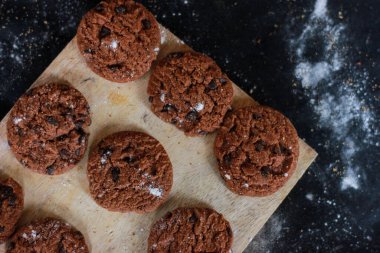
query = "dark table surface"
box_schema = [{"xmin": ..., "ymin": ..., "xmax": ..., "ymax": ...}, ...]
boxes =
[{"xmin": 1, "ymin": 0, "xmax": 379, "ymax": 252}]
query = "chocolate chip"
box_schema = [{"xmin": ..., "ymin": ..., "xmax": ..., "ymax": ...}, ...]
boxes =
[
  {"xmin": 115, "ymin": 5, "xmax": 127, "ymax": 14},
  {"xmin": 160, "ymin": 82, "xmax": 165, "ymax": 90},
  {"xmin": 58, "ymin": 241, "xmax": 67, "ymax": 253},
  {"xmin": 75, "ymin": 148, "xmax": 81, "ymax": 157},
  {"xmin": 84, "ymin": 48, "xmax": 94, "ymax": 54},
  {"xmin": 220, "ymin": 78, "xmax": 227, "ymax": 85},
  {"xmin": 280, "ymin": 144, "xmax": 291, "ymax": 155},
  {"xmin": 75, "ymin": 120, "xmax": 85, "ymax": 128},
  {"xmin": 47, "ymin": 165, "xmax": 55, "ymax": 175},
  {"xmin": 229, "ymin": 125, "xmax": 237, "ymax": 132},
  {"xmin": 101, "ymin": 147, "xmax": 113, "ymax": 157},
  {"xmin": 171, "ymin": 118, "xmax": 177, "ymax": 124},
  {"xmin": 189, "ymin": 213, "xmax": 197, "ymax": 223},
  {"xmin": 76, "ymin": 128, "xmax": 87, "ymax": 144},
  {"xmin": 94, "ymin": 3, "xmax": 104, "ymax": 12},
  {"xmin": 123, "ymin": 156, "xmax": 135, "ymax": 164},
  {"xmin": 261, "ymin": 166, "xmax": 271, "ymax": 176},
  {"xmin": 0, "ymin": 226, "xmax": 4, "ymax": 233},
  {"xmin": 7, "ymin": 242, "xmax": 15, "ymax": 250},
  {"xmin": 252, "ymin": 113, "xmax": 262, "ymax": 120},
  {"xmin": 107, "ymin": 63, "xmax": 122, "ymax": 72},
  {"xmin": 208, "ymin": 80, "xmax": 217, "ymax": 90},
  {"xmin": 273, "ymin": 145, "xmax": 281, "ymax": 155},
  {"xmin": 57, "ymin": 134, "xmax": 68, "ymax": 141},
  {"xmin": 142, "ymin": 19, "xmax": 151, "ymax": 29},
  {"xmin": 255, "ymin": 140, "xmax": 266, "ymax": 151},
  {"xmin": 148, "ymin": 96, "xmax": 153, "ymax": 102},
  {"xmin": 162, "ymin": 104, "xmax": 177, "ymax": 112},
  {"xmin": 8, "ymin": 195, "xmax": 16, "ymax": 207},
  {"xmin": 59, "ymin": 149, "xmax": 70, "ymax": 159},
  {"xmin": 185, "ymin": 110, "xmax": 199, "ymax": 122},
  {"xmin": 111, "ymin": 167, "xmax": 120, "ymax": 182},
  {"xmin": 223, "ymin": 154, "xmax": 232, "ymax": 166},
  {"xmin": 46, "ymin": 116, "xmax": 58, "ymax": 126},
  {"xmin": 99, "ymin": 26, "xmax": 111, "ymax": 39},
  {"xmin": 150, "ymin": 167, "xmax": 157, "ymax": 176}
]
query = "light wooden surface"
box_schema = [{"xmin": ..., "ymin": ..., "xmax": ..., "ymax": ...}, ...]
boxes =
[{"xmin": 0, "ymin": 26, "xmax": 317, "ymax": 253}]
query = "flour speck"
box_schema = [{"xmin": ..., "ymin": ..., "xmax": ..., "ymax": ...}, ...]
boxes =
[{"xmin": 148, "ymin": 185, "xmax": 163, "ymax": 198}]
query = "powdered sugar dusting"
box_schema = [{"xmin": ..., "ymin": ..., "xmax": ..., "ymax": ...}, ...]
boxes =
[
  {"xmin": 110, "ymin": 40, "xmax": 118, "ymax": 50},
  {"xmin": 148, "ymin": 185, "xmax": 163, "ymax": 197},
  {"xmin": 194, "ymin": 102, "xmax": 204, "ymax": 111},
  {"xmin": 290, "ymin": 0, "xmax": 378, "ymax": 191}
]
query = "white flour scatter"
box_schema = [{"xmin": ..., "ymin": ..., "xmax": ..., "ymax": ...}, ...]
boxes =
[
  {"xmin": 110, "ymin": 40, "xmax": 118, "ymax": 50},
  {"xmin": 289, "ymin": 0, "xmax": 378, "ymax": 191},
  {"xmin": 248, "ymin": 215, "xmax": 284, "ymax": 252},
  {"xmin": 194, "ymin": 102, "xmax": 204, "ymax": 111},
  {"xmin": 148, "ymin": 185, "xmax": 163, "ymax": 198}
]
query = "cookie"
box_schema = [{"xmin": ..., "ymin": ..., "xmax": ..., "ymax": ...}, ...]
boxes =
[
  {"xmin": 214, "ymin": 105, "xmax": 300, "ymax": 196},
  {"xmin": 7, "ymin": 217, "xmax": 89, "ymax": 253},
  {"xmin": 7, "ymin": 83, "xmax": 91, "ymax": 175},
  {"xmin": 87, "ymin": 131, "xmax": 173, "ymax": 213},
  {"xmin": 77, "ymin": 0, "xmax": 160, "ymax": 82},
  {"xmin": 147, "ymin": 51, "xmax": 234, "ymax": 136},
  {"xmin": 148, "ymin": 207, "xmax": 233, "ymax": 253},
  {"xmin": 0, "ymin": 178, "xmax": 23, "ymax": 242}
]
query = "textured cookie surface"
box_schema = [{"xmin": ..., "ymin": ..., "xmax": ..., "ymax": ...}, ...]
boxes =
[
  {"xmin": 6, "ymin": 83, "xmax": 91, "ymax": 175},
  {"xmin": 7, "ymin": 218, "xmax": 89, "ymax": 253},
  {"xmin": 214, "ymin": 105, "xmax": 299, "ymax": 196},
  {"xmin": 148, "ymin": 207, "xmax": 233, "ymax": 253},
  {"xmin": 77, "ymin": 0, "xmax": 160, "ymax": 82},
  {"xmin": 0, "ymin": 178, "xmax": 23, "ymax": 242},
  {"xmin": 87, "ymin": 131, "xmax": 173, "ymax": 213},
  {"xmin": 147, "ymin": 51, "xmax": 234, "ymax": 136}
]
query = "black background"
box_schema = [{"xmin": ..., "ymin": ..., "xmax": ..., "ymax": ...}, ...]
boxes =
[{"xmin": 0, "ymin": 0, "xmax": 379, "ymax": 252}]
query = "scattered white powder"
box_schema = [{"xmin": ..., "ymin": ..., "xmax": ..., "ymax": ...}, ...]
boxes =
[
  {"xmin": 312, "ymin": 0, "xmax": 327, "ymax": 18},
  {"xmin": 194, "ymin": 102, "xmax": 204, "ymax": 111},
  {"xmin": 290, "ymin": 0, "xmax": 377, "ymax": 191},
  {"xmin": 284, "ymin": 173, "xmax": 289, "ymax": 177},
  {"xmin": 110, "ymin": 40, "xmax": 118, "ymax": 50},
  {"xmin": 31, "ymin": 230, "xmax": 37, "ymax": 239},
  {"xmin": 160, "ymin": 93, "xmax": 166, "ymax": 102},
  {"xmin": 148, "ymin": 185, "xmax": 163, "ymax": 197},
  {"xmin": 305, "ymin": 193, "xmax": 314, "ymax": 201},
  {"xmin": 225, "ymin": 174, "xmax": 231, "ymax": 180},
  {"xmin": 154, "ymin": 47, "xmax": 160, "ymax": 53},
  {"xmin": 243, "ymin": 183, "xmax": 249, "ymax": 188},
  {"xmin": 100, "ymin": 157, "xmax": 107, "ymax": 165},
  {"xmin": 22, "ymin": 233, "xmax": 28, "ymax": 239},
  {"xmin": 160, "ymin": 29, "xmax": 167, "ymax": 44},
  {"xmin": 341, "ymin": 167, "xmax": 359, "ymax": 190},
  {"xmin": 13, "ymin": 117, "xmax": 23, "ymax": 124}
]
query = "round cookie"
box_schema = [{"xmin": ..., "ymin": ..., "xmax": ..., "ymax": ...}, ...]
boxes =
[
  {"xmin": 77, "ymin": 0, "xmax": 160, "ymax": 82},
  {"xmin": 0, "ymin": 178, "xmax": 23, "ymax": 242},
  {"xmin": 214, "ymin": 105, "xmax": 300, "ymax": 196},
  {"xmin": 87, "ymin": 131, "xmax": 173, "ymax": 213},
  {"xmin": 7, "ymin": 218, "xmax": 89, "ymax": 253},
  {"xmin": 148, "ymin": 207, "xmax": 233, "ymax": 253},
  {"xmin": 147, "ymin": 51, "xmax": 234, "ymax": 136},
  {"xmin": 7, "ymin": 83, "xmax": 91, "ymax": 175}
]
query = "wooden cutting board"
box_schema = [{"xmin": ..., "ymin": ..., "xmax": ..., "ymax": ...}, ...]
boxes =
[{"xmin": 0, "ymin": 26, "xmax": 317, "ymax": 253}]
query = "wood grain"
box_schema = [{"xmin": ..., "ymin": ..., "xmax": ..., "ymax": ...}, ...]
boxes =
[{"xmin": 0, "ymin": 26, "xmax": 317, "ymax": 253}]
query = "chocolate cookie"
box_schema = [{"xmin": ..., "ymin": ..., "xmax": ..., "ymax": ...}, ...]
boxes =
[
  {"xmin": 7, "ymin": 217, "xmax": 89, "ymax": 253},
  {"xmin": 0, "ymin": 178, "xmax": 23, "ymax": 242},
  {"xmin": 147, "ymin": 51, "xmax": 234, "ymax": 136},
  {"xmin": 87, "ymin": 131, "xmax": 173, "ymax": 213},
  {"xmin": 77, "ymin": 0, "xmax": 160, "ymax": 82},
  {"xmin": 214, "ymin": 105, "xmax": 300, "ymax": 196},
  {"xmin": 148, "ymin": 207, "xmax": 233, "ymax": 253},
  {"xmin": 7, "ymin": 83, "xmax": 91, "ymax": 175}
]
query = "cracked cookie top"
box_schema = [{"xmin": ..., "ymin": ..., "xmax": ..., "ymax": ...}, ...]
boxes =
[
  {"xmin": 147, "ymin": 51, "xmax": 234, "ymax": 136},
  {"xmin": 77, "ymin": 0, "xmax": 160, "ymax": 82},
  {"xmin": 6, "ymin": 83, "xmax": 91, "ymax": 175},
  {"xmin": 87, "ymin": 131, "xmax": 173, "ymax": 213},
  {"xmin": 148, "ymin": 207, "xmax": 233, "ymax": 253},
  {"xmin": 214, "ymin": 105, "xmax": 299, "ymax": 196}
]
